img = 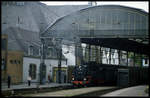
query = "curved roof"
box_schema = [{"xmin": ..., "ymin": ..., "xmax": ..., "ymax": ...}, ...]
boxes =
[{"xmin": 42, "ymin": 5, "xmax": 148, "ymax": 40}]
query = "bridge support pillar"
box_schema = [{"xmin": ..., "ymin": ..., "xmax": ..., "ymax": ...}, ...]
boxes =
[
  {"xmin": 109, "ymin": 48, "xmax": 111, "ymax": 64},
  {"xmin": 88, "ymin": 44, "xmax": 91, "ymax": 62},
  {"xmin": 118, "ymin": 50, "xmax": 121, "ymax": 65},
  {"xmin": 127, "ymin": 51, "xmax": 128, "ymax": 66},
  {"xmin": 99, "ymin": 47, "xmax": 102, "ymax": 64},
  {"xmin": 75, "ymin": 43, "xmax": 82, "ymax": 66},
  {"xmin": 133, "ymin": 52, "xmax": 135, "ymax": 66},
  {"xmin": 140, "ymin": 54, "xmax": 142, "ymax": 67},
  {"xmin": 95, "ymin": 46, "xmax": 99, "ymax": 64}
]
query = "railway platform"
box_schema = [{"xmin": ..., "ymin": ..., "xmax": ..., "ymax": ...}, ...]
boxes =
[
  {"xmin": 102, "ymin": 85, "xmax": 149, "ymax": 97},
  {"xmin": 1, "ymin": 82, "xmax": 72, "ymax": 96},
  {"xmin": 1, "ymin": 82, "xmax": 72, "ymax": 91},
  {"xmin": 23, "ymin": 86, "xmax": 117, "ymax": 97}
]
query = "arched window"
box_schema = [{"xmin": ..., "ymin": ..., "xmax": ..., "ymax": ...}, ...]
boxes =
[
  {"xmin": 29, "ymin": 64, "xmax": 36, "ymax": 80},
  {"xmin": 28, "ymin": 45, "xmax": 34, "ymax": 56},
  {"xmin": 47, "ymin": 47, "xmax": 53, "ymax": 57}
]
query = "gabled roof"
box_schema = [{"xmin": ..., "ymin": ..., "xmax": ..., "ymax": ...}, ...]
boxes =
[
  {"xmin": 3, "ymin": 27, "xmax": 67, "ymax": 59},
  {"xmin": 2, "ymin": 2, "xmax": 89, "ymax": 60}
]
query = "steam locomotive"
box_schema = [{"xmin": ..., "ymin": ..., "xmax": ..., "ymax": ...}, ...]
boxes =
[{"xmin": 71, "ymin": 62, "xmax": 148, "ymax": 87}]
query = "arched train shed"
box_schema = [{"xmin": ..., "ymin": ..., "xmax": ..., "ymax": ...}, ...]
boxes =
[
  {"xmin": 41, "ymin": 5, "xmax": 149, "ymax": 65},
  {"xmin": 42, "ymin": 5, "xmax": 148, "ymax": 39}
]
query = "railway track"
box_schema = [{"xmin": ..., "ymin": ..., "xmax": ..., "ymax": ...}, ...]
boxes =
[
  {"xmin": 3, "ymin": 83, "xmax": 127, "ymax": 97},
  {"xmin": 22, "ymin": 86, "xmax": 119, "ymax": 97}
]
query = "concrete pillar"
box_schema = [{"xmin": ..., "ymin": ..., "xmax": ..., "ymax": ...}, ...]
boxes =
[
  {"xmin": 84, "ymin": 44, "xmax": 86, "ymax": 63},
  {"xmin": 79, "ymin": 43, "xmax": 83, "ymax": 65},
  {"xmin": 75, "ymin": 44, "xmax": 78, "ymax": 65},
  {"xmin": 75, "ymin": 43, "xmax": 82, "ymax": 66},
  {"xmin": 95, "ymin": 46, "xmax": 99, "ymax": 63},
  {"xmin": 85, "ymin": 44, "xmax": 88, "ymax": 63},
  {"xmin": 84, "ymin": 44, "xmax": 88, "ymax": 63},
  {"xmin": 140, "ymin": 54, "xmax": 142, "ymax": 67},
  {"xmin": 118, "ymin": 50, "xmax": 120, "ymax": 65},
  {"xmin": 91, "ymin": 45, "xmax": 96, "ymax": 62},
  {"xmin": 127, "ymin": 51, "xmax": 128, "ymax": 66},
  {"xmin": 109, "ymin": 48, "xmax": 111, "ymax": 64},
  {"xmin": 99, "ymin": 47, "xmax": 102, "ymax": 64},
  {"xmin": 133, "ymin": 52, "xmax": 135, "ymax": 66},
  {"xmin": 91, "ymin": 45, "xmax": 93, "ymax": 61},
  {"xmin": 88, "ymin": 44, "xmax": 91, "ymax": 62}
]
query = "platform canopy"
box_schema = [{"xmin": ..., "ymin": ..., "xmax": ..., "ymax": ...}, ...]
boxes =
[
  {"xmin": 41, "ymin": 5, "xmax": 148, "ymax": 40},
  {"xmin": 81, "ymin": 38, "xmax": 149, "ymax": 55}
]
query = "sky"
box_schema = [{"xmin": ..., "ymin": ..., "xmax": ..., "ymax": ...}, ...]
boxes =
[{"xmin": 41, "ymin": 1, "xmax": 149, "ymax": 12}]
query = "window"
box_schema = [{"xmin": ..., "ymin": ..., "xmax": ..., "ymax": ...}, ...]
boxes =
[
  {"xmin": 47, "ymin": 47, "xmax": 53, "ymax": 57},
  {"xmin": 10, "ymin": 60, "xmax": 21, "ymax": 64},
  {"xmin": 14, "ymin": 60, "xmax": 17, "ymax": 64},
  {"xmin": 16, "ymin": 2, "xmax": 24, "ymax": 6},
  {"xmin": 29, "ymin": 64, "xmax": 36, "ymax": 80},
  {"xmin": 18, "ymin": 60, "xmax": 21, "ymax": 64},
  {"xmin": 2, "ymin": 39, "xmax": 7, "ymax": 50},
  {"xmin": 2, "ymin": 58, "xmax": 5, "ymax": 70},
  {"xmin": 10, "ymin": 60, "xmax": 13, "ymax": 64},
  {"xmin": 28, "ymin": 45, "xmax": 34, "ymax": 56},
  {"xmin": 39, "ymin": 48, "xmax": 41, "ymax": 56}
]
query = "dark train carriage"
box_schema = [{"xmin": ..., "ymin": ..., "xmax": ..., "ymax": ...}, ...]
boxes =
[
  {"xmin": 123, "ymin": 66, "xmax": 149, "ymax": 86},
  {"xmin": 71, "ymin": 62, "xmax": 118, "ymax": 86},
  {"xmin": 87, "ymin": 63, "xmax": 118, "ymax": 85},
  {"xmin": 71, "ymin": 62, "xmax": 148, "ymax": 87}
]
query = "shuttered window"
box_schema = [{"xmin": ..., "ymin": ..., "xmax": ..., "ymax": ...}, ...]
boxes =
[{"xmin": 29, "ymin": 64, "xmax": 36, "ymax": 80}]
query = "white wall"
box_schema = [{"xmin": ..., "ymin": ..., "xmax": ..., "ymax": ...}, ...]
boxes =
[
  {"xmin": 143, "ymin": 59, "xmax": 149, "ymax": 66},
  {"xmin": 102, "ymin": 50, "xmax": 119, "ymax": 65},
  {"xmin": 23, "ymin": 57, "xmax": 67, "ymax": 83},
  {"xmin": 62, "ymin": 45, "xmax": 75, "ymax": 66}
]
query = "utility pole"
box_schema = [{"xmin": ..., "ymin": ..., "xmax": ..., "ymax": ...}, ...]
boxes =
[
  {"xmin": 75, "ymin": 43, "xmax": 78, "ymax": 66},
  {"xmin": 39, "ymin": 38, "xmax": 46, "ymax": 84},
  {"xmin": 55, "ymin": 38, "xmax": 62, "ymax": 84},
  {"xmin": 58, "ymin": 47, "xmax": 62, "ymax": 84},
  {"xmin": 127, "ymin": 51, "xmax": 128, "ymax": 66}
]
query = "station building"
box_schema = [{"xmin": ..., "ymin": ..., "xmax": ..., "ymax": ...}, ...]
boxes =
[
  {"xmin": 1, "ymin": 1, "xmax": 149, "ymax": 84},
  {"xmin": 2, "ymin": 34, "xmax": 23, "ymax": 84},
  {"xmin": 23, "ymin": 56, "xmax": 67, "ymax": 83},
  {"xmin": 1, "ymin": 1, "xmax": 89, "ymax": 84}
]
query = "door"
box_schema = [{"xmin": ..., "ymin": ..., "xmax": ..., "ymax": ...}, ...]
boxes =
[{"xmin": 56, "ymin": 71, "xmax": 66, "ymax": 83}]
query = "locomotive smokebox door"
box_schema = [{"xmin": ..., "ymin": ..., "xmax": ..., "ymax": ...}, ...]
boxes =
[{"xmin": 117, "ymin": 69, "xmax": 129, "ymax": 87}]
